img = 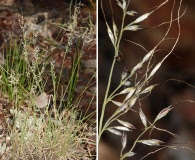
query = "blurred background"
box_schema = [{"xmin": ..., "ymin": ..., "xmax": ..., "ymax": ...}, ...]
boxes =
[{"xmin": 99, "ymin": 0, "xmax": 195, "ymax": 159}]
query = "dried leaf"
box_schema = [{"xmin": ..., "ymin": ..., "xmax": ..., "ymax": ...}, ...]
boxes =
[
  {"xmin": 116, "ymin": 0, "xmax": 123, "ymax": 9},
  {"xmin": 123, "ymin": 81, "xmax": 131, "ymax": 86},
  {"xmin": 142, "ymin": 49, "xmax": 155, "ymax": 63},
  {"xmin": 121, "ymin": 134, "xmax": 127, "ymax": 150},
  {"xmin": 126, "ymin": 151, "xmax": 136, "ymax": 157},
  {"xmin": 124, "ymin": 89, "xmax": 136, "ymax": 102},
  {"xmin": 130, "ymin": 49, "xmax": 155, "ymax": 77},
  {"xmin": 155, "ymin": 106, "xmax": 173, "ymax": 122},
  {"xmin": 138, "ymin": 139, "xmax": 163, "ymax": 146},
  {"xmin": 139, "ymin": 108, "xmax": 147, "ymax": 127},
  {"xmin": 119, "ymin": 103, "xmax": 128, "ymax": 112},
  {"xmin": 141, "ymin": 84, "xmax": 157, "ymax": 94},
  {"xmin": 106, "ymin": 23, "xmax": 115, "ymax": 45},
  {"xmin": 148, "ymin": 62, "xmax": 162, "ymax": 80},
  {"xmin": 107, "ymin": 128, "xmax": 122, "ymax": 136},
  {"xmin": 128, "ymin": 96, "xmax": 138, "ymax": 108},
  {"xmin": 122, "ymin": 0, "xmax": 126, "ymax": 10},
  {"xmin": 121, "ymin": 71, "xmax": 127, "ymax": 80},
  {"xmin": 113, "ymin": 20, "xmax": 118, "ymax": 40},
  {"xmin": 117, "ymin": 119, "xmax": 136, "ymax": 129},
  {"xmin": 111, "ymin": 100, "xmax": 123, "ymax": 107},
  {"xmin": 35, "ymin": 92, "xmax": 51, "ymax": 109},
  {"xmin": 130, "ymin": 61, "xmax": 143, "ymax": 76},
  {"xmin": 113, "ymin": 126, "xmax": 131, "ymax": 131},
  {"xmin": 120, "ymin": 87, "xmax": 135, "ymax": 95},
  {"xmin": 132, "ymin": 12, "xmax": 151, "ymax": 24},
  {"xmin": 135, "ymin": 86, "xmax": 143, "ymax": 95},
  {"xmin": 126, "ymin": 10, "xmax": 138, "ymax": 16},
  {"xmin": 124, "ymin": 24, "xmax": 142, "ymax": 31}
]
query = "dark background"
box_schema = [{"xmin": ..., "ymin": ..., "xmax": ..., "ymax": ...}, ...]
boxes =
[{"xmin": 99, "ymin": 0, "xmax": 195, "ymax": 159}]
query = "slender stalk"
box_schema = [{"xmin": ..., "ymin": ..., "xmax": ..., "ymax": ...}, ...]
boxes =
[
  {"xmin": 98, "ymin": 57, "xmax": 116, "ymax": 141},
  {"xmin": 99, "ymin": 2, "xmax": 129, "ymax": 142}
]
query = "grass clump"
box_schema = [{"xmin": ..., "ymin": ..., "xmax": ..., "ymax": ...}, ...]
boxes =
[
  {"xmin": 0, "ymin": 42, "xmax": 32, "ymax": 107},
  {"xmin": 0, "ymin": 2, "xmax": 96, "ymax": 159},
  {"xmin": 9, "ymin": 107, "xmax": 89, "ymax": 159}
]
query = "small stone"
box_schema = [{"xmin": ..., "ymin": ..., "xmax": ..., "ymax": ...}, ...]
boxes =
[{"xmin": 82, "ymin": 60, "xmax": 96, "ymax": 69}]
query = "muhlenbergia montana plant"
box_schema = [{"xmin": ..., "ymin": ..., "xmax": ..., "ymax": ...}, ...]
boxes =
[
  {"xmin": 0, "ymin": 3, "xmax": 95, "ymax": 159},
  {"xmin": 98, "ymin": 0, "xmax": 190, "ymax": 159}
]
